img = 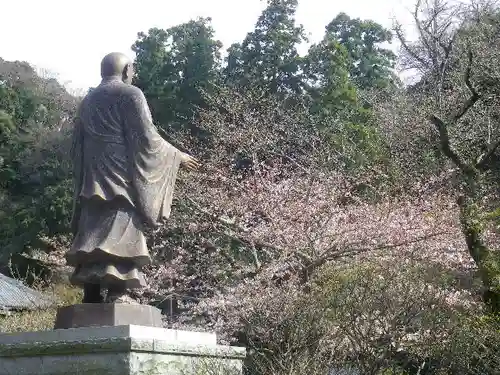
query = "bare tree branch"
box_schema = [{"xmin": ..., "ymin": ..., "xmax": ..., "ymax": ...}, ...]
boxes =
[
  {"xmin": 452, "ymin": 47, "xmax": 480, "ymax": 122},
  {"xmin": 429, "ymin": 114, "xmax": 471, "ymax": 172},
  {"xmin": 414, "ymin": 0, "xmax": 438, "ymax": 69},
  {"xmin": 395, "ymin": 23, "xmax": 430, "ymax": 70},
  {"xmin": 427, "ymin": 39, "xmax": 481, "ymax": 174}
]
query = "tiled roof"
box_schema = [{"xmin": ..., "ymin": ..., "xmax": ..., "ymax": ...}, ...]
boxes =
[{"xmin": 0, "ymin": 273, "xmax": 55, "ymax": 311}]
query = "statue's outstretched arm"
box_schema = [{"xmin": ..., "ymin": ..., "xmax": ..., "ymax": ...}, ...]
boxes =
[{"xmin": 123, "ymin": 90, "xmax": 200, "ymax": 172}]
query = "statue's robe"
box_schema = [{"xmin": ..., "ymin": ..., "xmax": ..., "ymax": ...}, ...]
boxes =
[{"xmin": 67, "ymin": 77, "xmax": 181, "ymax": 289}]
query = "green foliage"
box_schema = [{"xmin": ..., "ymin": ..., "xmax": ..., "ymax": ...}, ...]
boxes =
[
  {"xmin": 132, "ymin": 18, "xmax": 222, "ymax": 135},
  {"xmin": 0, "ymin": 84, "xmax": 37, "ymax": 127},
  {"xmin": 303, "ymin": 40, "xmax": 359, "ymax": 116},
  {"xmin": 324, "ymin": 13, "xmax": 397, "ymax": 90},
  {"xmin": 0, "ymin": 127, "xmax": 73, "ymax": 264},
  {"xmin": 302, "ymin": 12, "xmax": 397, "ymax": 121},
  {"xmin": 0, "ymin": 69, "xmax": 74, "ymax": 269},
  {"xmin": 131, "ymin": 6, "xmax": 394, "ymax": 180},
  {"xmin": 224, "ymin": 0, "xmax": 307, "ymax": 95},
  {"xmin": 241, "ymin": 261, "xmax": 499, "ymax": 375},
  {"xmin": 315, "ymin": 262, "xmax": 500, "ymax": 374}
]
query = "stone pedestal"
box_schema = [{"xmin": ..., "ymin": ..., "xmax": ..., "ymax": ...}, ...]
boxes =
[
  {"xmin": 54, "ymin": 303, "xmax": 163, "ymax": 329},
  {"xmin": 0, "ymin": 325, "xmax": 245, "ymax": 375}
]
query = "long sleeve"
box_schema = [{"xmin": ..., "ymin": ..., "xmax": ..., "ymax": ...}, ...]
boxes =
[
  {"xmin": 70, "ymin": 103, "xmax": 85, "ymax": 235},
  {"xmin": 122, "ymin": 89, "xmax": 182, "ymax": 227}
]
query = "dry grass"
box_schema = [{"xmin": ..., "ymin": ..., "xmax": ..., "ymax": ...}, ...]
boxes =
[{"xmin": 0, "ymin": 283, "xmax": 81, "ymax": 333}]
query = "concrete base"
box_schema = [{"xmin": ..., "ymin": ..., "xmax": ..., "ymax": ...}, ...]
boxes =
[
  {"xmin": 0, "ymin": 325, "xmax": 245, "ymax": 375},
  {"xmin": 54, "ymin": 303, "xmax": 163, "ymax": 329}
]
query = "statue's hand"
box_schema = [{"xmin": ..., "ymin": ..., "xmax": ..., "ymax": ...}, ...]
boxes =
[{"xmin": 180, "ymin": 152, "xmax": 201, "ymax": 171}]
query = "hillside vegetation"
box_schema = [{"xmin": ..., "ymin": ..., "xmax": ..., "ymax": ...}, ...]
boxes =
[{"xmin": 0, "ymin": 1, "xmax": 499, "ymax": 374}]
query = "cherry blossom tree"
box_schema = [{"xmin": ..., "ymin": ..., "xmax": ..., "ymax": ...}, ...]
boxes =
[{"xmin": 394, "ymin": 0, "xmax": 500, "ymax": 312}]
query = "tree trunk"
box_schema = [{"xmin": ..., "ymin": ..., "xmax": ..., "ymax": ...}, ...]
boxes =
[{"xmin": 459, "ymin": 196, "xmax": 500, "ymax": 313}]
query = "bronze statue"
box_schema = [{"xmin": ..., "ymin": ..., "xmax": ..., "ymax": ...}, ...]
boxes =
[{"xmin": 67, "ymin": 52, "xmax": 200, "ymax": 304}]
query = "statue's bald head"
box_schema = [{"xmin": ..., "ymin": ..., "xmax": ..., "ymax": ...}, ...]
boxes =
[{"xmin": 100, "ymin": 52, "xmax": 134, "ymax": 84}]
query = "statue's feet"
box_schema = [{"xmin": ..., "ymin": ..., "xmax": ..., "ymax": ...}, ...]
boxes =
[
  {"xmin": 82, "ymin": 283, "xmax": 104, "ymax": 303},
  {"xmin": 106, "ymin": 288, "xmax": 139, "ymax": 304}
]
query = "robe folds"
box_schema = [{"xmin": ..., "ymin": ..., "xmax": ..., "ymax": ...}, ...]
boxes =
[{"xmin": 67, "ymin": 78, "xmax": 181, "ymax": 289}]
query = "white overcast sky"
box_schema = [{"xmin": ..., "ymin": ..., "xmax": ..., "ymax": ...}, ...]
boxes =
[{"xmin": 0, "ymin": 0, "xmax": 417, "ymax": 92}]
